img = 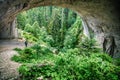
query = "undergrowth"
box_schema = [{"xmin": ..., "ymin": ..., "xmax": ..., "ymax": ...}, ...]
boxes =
[{"xmin": 12, "ymin": 42, "xmax": 120, "ymax": 80}]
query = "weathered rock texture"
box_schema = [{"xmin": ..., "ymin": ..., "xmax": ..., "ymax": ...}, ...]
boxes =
[{"xmin": 0, "ymin": 0, "xmax": 120, "ymax": 58}]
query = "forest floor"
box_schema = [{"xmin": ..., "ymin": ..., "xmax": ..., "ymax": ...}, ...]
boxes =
[{"xmin": 0, "ymin": 39, "xmax": 31, "ymax": 80}]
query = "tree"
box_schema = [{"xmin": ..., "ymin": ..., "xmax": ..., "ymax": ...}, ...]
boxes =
[
  {"xmin": 32, "ymin": 21, "xmax": 40, "ymax": 38},
  {"xmin": 17, "ymin": 6, "xmax": 81, "ymax": 50},
  {"xmin": 24, "ymin": 23, "xmax": 33, "ymax": 33},
  {"xmin": 64, "ymin": 16, "xmax": 82, "ymax": 49},
  {"xmin": 17, "ymin": 12, "xmax": 27, "ymax": 29}
]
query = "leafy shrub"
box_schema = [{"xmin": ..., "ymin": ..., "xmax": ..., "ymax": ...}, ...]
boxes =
[
  {"xmin": 19, "ymin": 52, "xmax": 120, "ymax": 80},
  {"xmin": 11, "ymin": 55, "xmax": 22, "ymax": 62},
  {"xmin": 12, "ymin": 44, "xmax": 53, "ymax": 63},
  {"xmin": 12, "ymin": 48, "xmax": 23, "ymax": 62},
  {"xmin": 12, "ymin": 37, "xmax": 120, "ymax": 80},
  {"xmin": 113, "ymin": 58, "xmax": 120, "ymax": 66},
  {"xmin": 22, "ymin": 31, "xmax": 38, "ymax": 43},
  {"xmin": 13, "ymin": 48, "xmax": 22, "ymax": 52},
  {"xmin": 31, "ymin": 44, "xmax": 52, "ymax": 54},
  {"xmin": 12, "ymin": 48, "xmax": 36, "ymax": 62},
  {"xmin": 77, "ymin": 38, "xmax": 101, "ymax": 56}
]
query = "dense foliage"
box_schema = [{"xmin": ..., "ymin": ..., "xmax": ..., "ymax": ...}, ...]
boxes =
[
  {"xmin": 12, "ymin": 6, "xmax": 120, "ymax": 80},
  {"xmin": 12, "ymin": 41, "xmax": 120, "ymax": 80},
  {"xmin": 17, "ymin": 7, "xmax": 77, "ymax": 44}
]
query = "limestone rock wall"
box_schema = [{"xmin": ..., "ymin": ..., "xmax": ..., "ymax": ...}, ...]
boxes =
[{"xmin": 0, "ymin": 0, "xmax": 120, "ymax": 57}]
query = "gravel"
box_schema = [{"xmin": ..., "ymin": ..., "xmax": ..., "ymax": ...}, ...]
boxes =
[{"xmin": 0, "ymin": 40, "xmax": 26, "ymax": 80}]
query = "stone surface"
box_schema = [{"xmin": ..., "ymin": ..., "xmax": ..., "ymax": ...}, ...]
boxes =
[
  {"xmin": 0, "ymin": 40, "xmax": 25, "ymax": 80},
  {"xmin": 0, "ymin": 0, "xmax": 120, "ymax": 57},
  {"xmin": 0, "ymin": 40, "xmax": 33, "ymax": 79},
  {"xmin": 0, "ymin": 50, "xmax": 20, "ymax": 80}
]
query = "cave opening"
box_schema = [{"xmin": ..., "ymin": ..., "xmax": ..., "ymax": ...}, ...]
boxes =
[{"xmin": 0, "ymin": 0, "xmax": 120, "ymax": 79}]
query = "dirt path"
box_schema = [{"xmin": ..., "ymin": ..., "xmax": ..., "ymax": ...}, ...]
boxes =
[{"xmin": 0, "ymin": 40, "xmax": 28, "ymax": 80}]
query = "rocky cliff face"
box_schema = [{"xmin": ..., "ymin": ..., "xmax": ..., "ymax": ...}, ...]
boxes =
[{"xmin": 0, "ymin": 0, "xmax": 120, "ymax": 57}]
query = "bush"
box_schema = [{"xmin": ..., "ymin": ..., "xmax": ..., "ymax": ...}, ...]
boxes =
[
  {"xmin": 113, "ymin": 58, "xmax": 120, "ymax": 66},
  {"xmin": 23, "ymin": 31, "xmax": 38, "ymax": 43},
  {"xmin": 12, "ymin": 38, "xmax": 120, "ymax": 80},
  {"xmin": 12, "ymin": 44, "xmax": 53, "ymax": 63},
  {"xmin": 19, "ymin": 52, "xmax": 120, "ymax": 80},
  {"xmin": 12, "ymin": 48, "xmax": 36, "ymax": 62},
  {"xmin": 14, "ymin": 48, "xmax": 22, "ymax": 52}
]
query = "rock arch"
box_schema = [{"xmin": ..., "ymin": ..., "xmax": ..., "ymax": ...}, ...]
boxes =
[{"xmin": 0, "ymin": 0, "xmax": 120, "ymax": 57}]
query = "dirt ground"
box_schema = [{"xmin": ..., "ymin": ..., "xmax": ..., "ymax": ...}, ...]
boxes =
[{"xmin": 0, "ymin": 40, "xmax": 28, "ymax": 80}]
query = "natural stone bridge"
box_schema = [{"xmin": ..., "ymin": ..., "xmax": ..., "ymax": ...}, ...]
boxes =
[{"xmin": 0, "ymin": 0, "xmax": 120, "ymax": 57}]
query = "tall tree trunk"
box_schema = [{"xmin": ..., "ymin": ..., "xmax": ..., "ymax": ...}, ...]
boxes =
[{"xmin": 64, "ymin": 8, "xmax": 69, "ymax": 28}]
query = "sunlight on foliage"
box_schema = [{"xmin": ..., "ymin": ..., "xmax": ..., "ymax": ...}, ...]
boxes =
[{"xmin": 12, "ymin": 6, "xmax": 120, "ymax": 80}]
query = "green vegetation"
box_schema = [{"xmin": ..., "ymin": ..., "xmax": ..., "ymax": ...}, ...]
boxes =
[
  {"xmin": 12, "ymin": 6, "xmax": 120, "ymax": 80},
  {"xmin": 18, "ymin": 53, "xmax": 120, "ymax": 80}
]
